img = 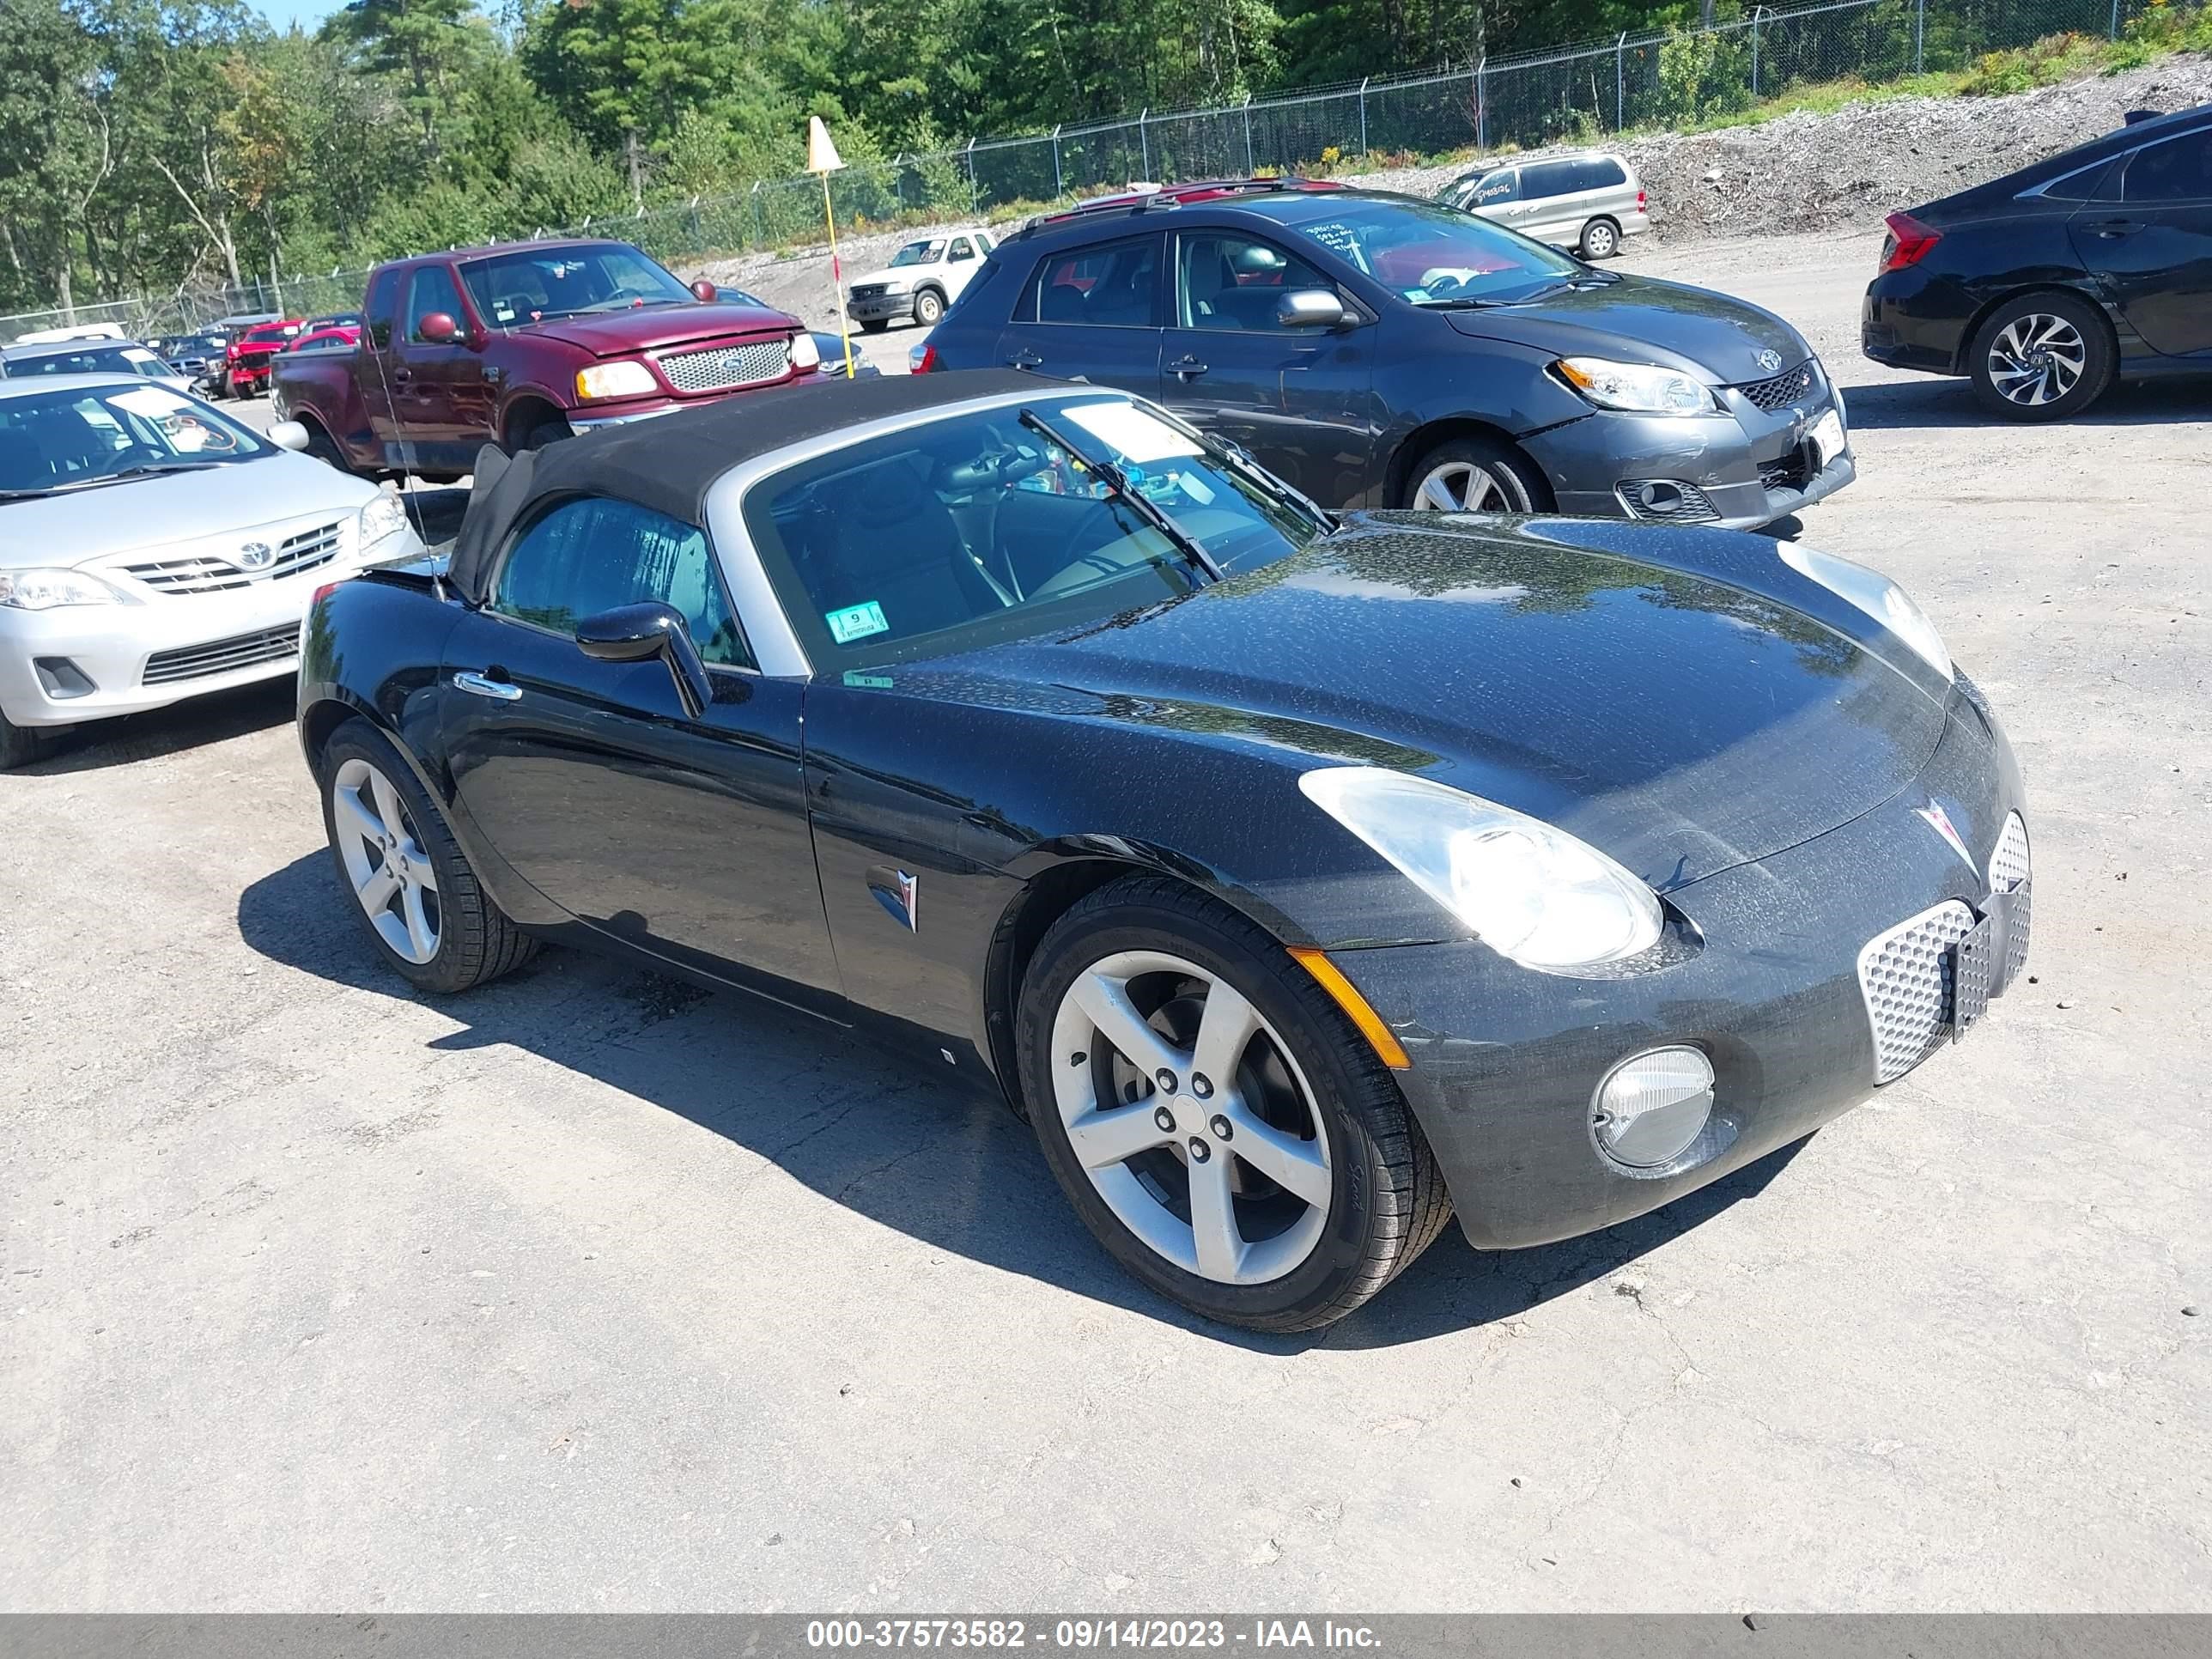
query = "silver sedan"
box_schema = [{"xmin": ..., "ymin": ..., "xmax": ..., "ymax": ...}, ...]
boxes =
[{"xmin": 0, "ymin": 374, "xmax": 423, "ymax": 768}]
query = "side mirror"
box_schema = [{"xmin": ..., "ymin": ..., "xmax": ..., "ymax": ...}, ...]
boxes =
[
  {"xmin": 690, "ymin": 278, "xmax": 718, "ymax": 303},
  {"xmin": 416, "ymin": 312, "xmax": 459, "ymax": 343},
  {"xmin": 575, "ymin": 601, "xmax": 710, "ymax": 720},
  {"xmin": 267, "ymin": 419, "xmax": 310, "ymax": 452},
  {"xmin": 1276, "ymin": 289, "xmax": 1347, "ymax": 330}
]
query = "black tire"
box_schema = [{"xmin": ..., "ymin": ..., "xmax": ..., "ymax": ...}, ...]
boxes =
[
  {"xmin": 318, "ymin": 719, "xmax": 537, "ymax": 994},
  {"xmin": 301, "ymin": 422, "xmax": 353, "ymax": 474},
  {"xmin": 1395, "ymin": 433, "xmax": 1553, "ymax": 514},
  {"xmin": 0, "ymin": 708, "xmax": 41, "ymax": 771},
  {"xmin": 912, "ymin": 289, "xmax": 946, "ymax": 328},
  {"xmin": 511, "ymin": 412, "xmax": 573, "ymax": 453},
  {"xmin": 1967, "ymin": 291, "xmax": 2115, "ymax": 422},
  {"xmin": 860, "ymin": 319, "xmax": 890, "ymax": 335},
  {"xmin": 1017, "ymin": 876, "xmax": 1450, "ymax": 1333},
  {"xmin": 1579, "ymin": 216, "xmax": 1620, "ymax": 259}
]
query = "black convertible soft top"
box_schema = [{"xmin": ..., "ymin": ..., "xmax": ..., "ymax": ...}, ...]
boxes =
[{"xmin": 447, "ymin": 368, "xmax": 1045, "ymax": 605}]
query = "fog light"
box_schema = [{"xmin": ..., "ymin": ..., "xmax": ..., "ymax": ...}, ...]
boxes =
[{"xmin": 1592, "ymin": 1047, "xmax": 1714, "ymax": 1169}]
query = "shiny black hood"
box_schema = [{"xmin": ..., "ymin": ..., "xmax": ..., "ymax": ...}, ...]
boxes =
[
  {"xmin": 1442, "ymin": 274, "xmax": 1811, "ymax": 385},
  {"xmin": 904, "ymin": 514, "xmax": 1948, "ymax": 892}
]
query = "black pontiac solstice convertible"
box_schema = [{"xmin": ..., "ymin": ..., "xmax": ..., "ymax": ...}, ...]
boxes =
[{"xmin": 298, "ymin": 370, "xmax": 2031, "ymax": 1333}]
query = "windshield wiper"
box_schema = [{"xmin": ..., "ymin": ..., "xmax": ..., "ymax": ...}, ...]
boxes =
[
  {"xmin": 56, "ymin": 462, "xmax": 224, "ymax": 490},
  {"xmin": 1147, "ymin": 404, "xmax": 1340, "ymax": 536},
  {"xmin": 1018, "ymin": 409, "xmax": 1224, "ymax": 586}
]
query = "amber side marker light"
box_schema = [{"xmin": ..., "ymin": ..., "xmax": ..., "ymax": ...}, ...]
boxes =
[{"xmin": 1287, "ymin": 946, "xmax": 1412, "ymax": 1071}]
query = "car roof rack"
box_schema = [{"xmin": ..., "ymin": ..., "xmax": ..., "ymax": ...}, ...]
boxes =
[{"xmin": 1017, "ymin": 175, "xmax": 1346, "ymax": 235}]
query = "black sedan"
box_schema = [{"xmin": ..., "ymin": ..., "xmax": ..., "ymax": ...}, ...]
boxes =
[
  {"xmin": 1863, "ymin": 101, "xmax": 2212, "ymax": 419},
  {"xmin": 297, "ymin": 370, "xmax": 2029, "ymax": 1333},
  {"xmin": 917, "ymin": 179, "xmax": 1854, "ymax": 531}
]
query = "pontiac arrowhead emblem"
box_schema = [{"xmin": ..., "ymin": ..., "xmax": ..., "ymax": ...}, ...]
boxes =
[{"xmin": 1915, "ymin": 800, "xmax": 1979, "ymax": 881}]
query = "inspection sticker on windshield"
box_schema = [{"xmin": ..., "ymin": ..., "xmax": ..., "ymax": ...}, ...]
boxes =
[
  {"xmin": 825, "ymin": 600, "xmax": 889, "ymax": 644},
  {"xmin": 1064, "ymin": 401, "xmax": 1201, "ymax": 464}
]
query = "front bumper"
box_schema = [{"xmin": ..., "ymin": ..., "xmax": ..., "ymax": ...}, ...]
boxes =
[
  {"xmin": 1335, "ymin": 680, "xmax": 2027, "ymax": 1249},
  {"xmin": 0, "ymin": 529, "xmax": 422, "ymax": 729},
  {"xmin": 1526, "ymin": 362, "xmax": 1855, "ymax": 531},
  {"xmin": 848, "ymin": 292, "xmax": 917, "ymax": 323}
]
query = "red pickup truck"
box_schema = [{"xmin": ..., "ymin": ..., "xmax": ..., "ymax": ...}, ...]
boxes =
[{"xmin": 270, "ymin": 238, "xmax": 821, "ymax": 479}]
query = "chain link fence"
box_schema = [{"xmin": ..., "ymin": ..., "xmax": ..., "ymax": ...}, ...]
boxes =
[{"xmin": 8, "ymin": 0, "xmax": 2173, "ymax": 342}]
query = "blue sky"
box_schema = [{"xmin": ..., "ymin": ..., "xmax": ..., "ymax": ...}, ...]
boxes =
[{"xmin": 256, "ymin": 0, "xmax": 347, "ymax": 33}]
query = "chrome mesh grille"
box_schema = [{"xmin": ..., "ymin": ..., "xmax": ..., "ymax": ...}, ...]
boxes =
[
  {"xmin": 121, "ymin": 520, "xmax": 343, "ymax": 596},
  {"xmin": 141, "ymin": 623, "xmax": 300, "ymax": 686},
  {"xmin": 657, "ymin": 338, "xmax": 789, "ymax": 393},
  {"xmin": 1735, "ymin": 362, "xmax": 1817, "ymax": 414},
  {"xmin": 1858, "ymin": 901, "xmax": 1975, "ymax": 1084}
]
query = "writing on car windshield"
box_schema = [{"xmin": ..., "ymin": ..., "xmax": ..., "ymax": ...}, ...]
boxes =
[
  {"xmin": 1294, "ymin": 198, "xmax": 1581, "ymax": 304},
  {"xmin": 0, "ymin": 384, "xmax": 266, "ymax": 496},
  {"xmin": 889, "ymin": 240, "xmax": 945, "ymax": 268},
  {"xmin": 459, "ymin": 245, "xmax": 696, "ymax": 326},
  {"xmin": 742, "ymin": 398, "xmax": 1321, "ymax": 665}
]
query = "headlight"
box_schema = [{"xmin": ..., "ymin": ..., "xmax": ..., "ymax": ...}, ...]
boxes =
[
  {"xmin": 1553, "ymin": 356, "xmax": 1718, "ymax": 416},
  {"xmin": 0, "ymin": 568, "xmax": 123, "ymax": 611},
  {"xmin": 1299, "ymin": 767, "xmax": 1664, "ymax": 969},
  {"xmin": 574, "ymin": 360, "xmax": 658, "ymax": 400},
  {"xmin": 1778, "ymin": 542, "xmax": 1951, "ymax": 682},
  {"xmin": 878, "ymin": 278, "xmax": 912, "ymax": 294},
  {"xmin": 789, "ymin": 331, "xmax": 820, "ymax": 370},
  {"xmin": 356, "ymin": 490, "xmax": 413, "ymax": 547}
]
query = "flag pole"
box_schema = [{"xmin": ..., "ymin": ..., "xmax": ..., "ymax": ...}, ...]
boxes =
[{"xmin": 808, "ymin": 116, "xmax": 857, "ymax": 380}]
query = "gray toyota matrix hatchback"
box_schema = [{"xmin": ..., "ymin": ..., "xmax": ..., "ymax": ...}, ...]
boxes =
[{"xmin": 917, "ymin": 178, "xmax": 1854, "ymax": 528}]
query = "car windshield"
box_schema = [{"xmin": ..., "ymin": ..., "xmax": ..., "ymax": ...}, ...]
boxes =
[
  {"xmin": 888, "ymin": 240, "xmax": 945, "ymax": 268},
  {"xmin": 7, "ymin": 345, "xmax": 172, "ymax": 380},
  {"xmin": 244, "ymin": 325, "xmax": 295, "ymax": 345},
  {"xmin": 1281, "ymin": 198, "xmax": 1584, "ymax": 305},
  {"xmin": 0, "ymin": 381, "xmax": 270, "ymax": 497},
  {"xmin": 459, "ymin": 244, "xmax": 696, "ymax": 326},
  {"xmin": 744, "ymin": 395, "xmax": 1325, "ymax": 667}
]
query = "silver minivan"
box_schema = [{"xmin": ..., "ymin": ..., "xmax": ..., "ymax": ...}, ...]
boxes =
[{"xmin": 1439, "ymin": 151, "xmax": 1650, "ymax": 258}]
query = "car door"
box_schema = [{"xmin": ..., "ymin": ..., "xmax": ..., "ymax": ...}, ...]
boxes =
[
  {"xmin": 993, "ymin": 230, "xmax": 1165, "ymax": 394},
  {"xmin": 1159, "ymin": 228, "xmax": 1376, "ymax": 505},
  {"xmin": 1462, "ymin": 167, "xmax": 1520, "ymax": 224},
  {"xmin": 944, "ymin": 235, "xmax": 981, "ymax": 299},
  {"xmin": 2074, "ymin": 127, "xmax": 2212, "ymax": 356},
  {"xmin": 440, "ymin": 494, "xmax": 843, "ymax": 1014},
  {"xmin": 395, "ymin": 263, "xmax": 477, "ymax": 471},
  {"xmin": 1514, "ymin": 160, "xmax": 1581, "ymax": 245}
]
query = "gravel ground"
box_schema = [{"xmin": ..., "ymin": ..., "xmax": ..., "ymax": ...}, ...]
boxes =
[{"xmin": 3, "ymin": 232, "xmax": 2209, "ymax": 1613}]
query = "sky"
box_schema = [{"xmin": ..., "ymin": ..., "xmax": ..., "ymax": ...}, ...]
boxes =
[{"xmin": 255, "ymin": 0, "xmax": 348, "ymax": 33}]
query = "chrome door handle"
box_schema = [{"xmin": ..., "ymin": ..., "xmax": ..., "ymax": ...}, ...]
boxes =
[
  {"xmin": 453, "ymin": 671, "xmax": 520, "ymax": 702},
  {"xmin": 1006, "ymin": 349, "xmax": 1043, "ymax": 369},
  {"xmin": 1170, "ymin": 356, "xmax": 1208, "ymax": 380}
]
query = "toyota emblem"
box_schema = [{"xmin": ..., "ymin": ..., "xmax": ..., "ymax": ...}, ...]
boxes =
[
  {"xmin": 237, "ymin": 541, "xmax": 276, "ymax": 572},
  {"xmin": 1754, "ymin": 349, "xmax": 1784, "ymax": 374}
]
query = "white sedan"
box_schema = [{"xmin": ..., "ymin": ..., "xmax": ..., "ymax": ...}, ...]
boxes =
[{"xmin": 0, "ymin": 374, "xmax": 423, "ymax": 768}]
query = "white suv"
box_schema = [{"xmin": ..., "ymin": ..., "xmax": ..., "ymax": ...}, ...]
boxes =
[
  {"xmin": 846, "ymin": 228, "xmax": 997, "ymax": 331},
  {"xmin": 1440, "ymin": 151, "xmax": 1649, "ymax": 259}
]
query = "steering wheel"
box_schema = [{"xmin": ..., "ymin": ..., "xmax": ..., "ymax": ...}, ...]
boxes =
[
  {"xmin": 934, "ymin": 444, "xmax": 1048, "ymax": 496},
  {"xmin": 1423, "ymin": 271, "xmax": 1469, "ymax": 296}
]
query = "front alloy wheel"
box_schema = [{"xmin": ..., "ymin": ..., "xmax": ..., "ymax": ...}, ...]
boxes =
[
  {"xmin": 331, "ymin": 755, "xmax": 441, "ymax": 965},
  {"xmin": 1019, "ymin": 878, "xmax": 1451, "ymax": 1332}
]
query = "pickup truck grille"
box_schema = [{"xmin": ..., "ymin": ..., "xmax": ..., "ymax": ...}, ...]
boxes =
[
  {"xmin": 849, "ymin": 284, "xmax": 889, "ymax": 300},
  {"xmin": 121, "ymin": 520, "xmax": 344, "ymax": 596},
  {"xmin": 142, "ymin": 623, "xmax": 301, "ymax": 686},
  {"xmin": 658, "ymin": 338, "xmax": 789, "ymax": 393}
]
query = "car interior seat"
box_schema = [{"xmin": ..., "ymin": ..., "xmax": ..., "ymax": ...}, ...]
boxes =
[{"xmin": 795, "ymin": 456, "xmax": 1007, "ymax": 639}]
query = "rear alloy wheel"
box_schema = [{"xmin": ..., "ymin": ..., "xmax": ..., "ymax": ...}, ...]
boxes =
[
  {"xmin": 1579, "ymin": 217, "xmax": 1620, "ymax": 259},
  {"xmin": 320, "ymin": 720, "xmax": 535, "ymax": 994},
  {"xmin": 912, "ymin": 289, "xmax": 945, "ymax": 328},
  {"xmin": 1968, "ymin": 293, "xmax": 2114, "ymax": 422},
  {"xmin": 1401, "ymin": 435, "xmax": 1547, "ymax": 514},
  {"xmin": 1019, "ymin": 878, "xmax": 1450, "ymax": 1332}
]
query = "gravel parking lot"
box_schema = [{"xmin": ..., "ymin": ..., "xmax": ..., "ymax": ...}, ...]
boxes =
[{"xmin": 3, "ymin": 230, "xmax": 2207, "ymax": 1613}]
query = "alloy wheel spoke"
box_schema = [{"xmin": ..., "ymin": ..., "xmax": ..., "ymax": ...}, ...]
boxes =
[
  {"xmin": 401, "ymin": 882, "xmax": 436, "ymax": 959},
  {"xmin": 1416, "ymin": 472, "xmax": 1461, "ymax": 510},
  {"xmin": 368, "ymin": 771, "xmax": 406, "ymax": 842},
  {"xmin": 356, "ymin": 864, "xmax": 399, "ymax": 915},
  {"xmin": 1071, "ymin": 971, "xmax": 1187, "ymax": 1083},
  {"xmin": 404, "ymin": 844, "xmax": 438, "ymax": 893},
  {"xmin": 335, "ymin": 787, "xmax": 383, "ymax": 849},
  {"xmin": 1186, "ymin": 1151, "xmax": 1246, "ymax": 1281},
  {"xmin": 1065, "ymin": 1103, "xmax": 1176, "ymax": 1170},
  {"xmin": 1188, "ymin": 981, "xmax": 1261, "ymax": 1097},
  {"xmin": 1225, "ymin": 1100, "xmax": 1333, "ymax": 1208}
]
